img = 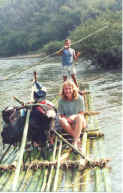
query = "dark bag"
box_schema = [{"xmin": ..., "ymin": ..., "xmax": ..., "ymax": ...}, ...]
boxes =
[
  {"xmin": 1, "ymin": 107, "xmax": 26, "ymax": 145},
  {"xmin": 1, "ymin": 104, "xmax": 56, "ymax": 146}
]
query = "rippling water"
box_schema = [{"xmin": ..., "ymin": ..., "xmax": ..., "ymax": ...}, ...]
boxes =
[{"xmin": 0, "ymin": 57, "xmax": 122, "ymax": 192}]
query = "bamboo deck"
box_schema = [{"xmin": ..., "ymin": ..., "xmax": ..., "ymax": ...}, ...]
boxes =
[{"xmin": 0, "ymin": 85, "xmax": 111, "ymax": 192}]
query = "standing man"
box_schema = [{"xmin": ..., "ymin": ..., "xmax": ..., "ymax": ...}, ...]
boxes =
[{"xmin": 56, "ymin": 39, "xmax": 80, "ymax": 88}]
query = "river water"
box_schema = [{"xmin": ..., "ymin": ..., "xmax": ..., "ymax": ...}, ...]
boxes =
[{"xmin": 0, "ymin": 57, "xmax": 122, "ymax": 192}]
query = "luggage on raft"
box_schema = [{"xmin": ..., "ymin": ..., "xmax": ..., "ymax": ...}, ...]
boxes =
[{"xmin": 1, "ymin": 103, "xmax": 57, "ymax": 146}]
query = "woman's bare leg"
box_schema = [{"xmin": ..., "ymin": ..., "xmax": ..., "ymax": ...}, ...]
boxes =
[
  {"xmin": 59, "ymin": 117, "xmax": 75, "ymax": 137},
  {"xmin": 70, "ymin": 114, "xmax": 86, "ymax": 147},
  {"xmin": 59, "ymin": 114, "xmax": 86, "ymax": 148},
  {"xmin": 74, "ymin": 114, "xmax": 83, "ymax": 141}
]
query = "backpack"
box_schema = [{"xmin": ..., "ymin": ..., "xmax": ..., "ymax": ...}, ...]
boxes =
[{"xmin": 1, "ymin": 107, "xmax": 26, "ymax": 145}]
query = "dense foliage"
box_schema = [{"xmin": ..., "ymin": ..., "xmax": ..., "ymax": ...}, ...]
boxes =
[
  {"xmin": 0, "ymin": 0, "xmax": 122, "ymax": 69},
  {"xmin": 69, "ymin": 11, "xmax": 122, "ymax": 69}
]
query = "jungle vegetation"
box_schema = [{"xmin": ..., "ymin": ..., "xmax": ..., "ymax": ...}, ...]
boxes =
[{"xmin": 0, "ymin": 0, "xmax": 122, "ymax": 69}]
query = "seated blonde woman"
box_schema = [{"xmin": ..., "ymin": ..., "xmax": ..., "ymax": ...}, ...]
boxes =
[{"xmin": 58, "ymin": 80, "xmax": 86, "ymax": 150}]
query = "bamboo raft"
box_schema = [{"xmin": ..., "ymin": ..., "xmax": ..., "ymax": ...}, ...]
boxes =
[{"xmin": 0, "ymin": 84, "xmax": 111, "ymax": 192}]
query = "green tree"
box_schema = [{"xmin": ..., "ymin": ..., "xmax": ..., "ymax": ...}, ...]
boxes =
[
  {"xmin": 69, "ymin": 11, "xmax": 122, "ymax": 69},
  {"xmin": 0, "ymin": 0, "xmax": 122, "ymax": 64}
]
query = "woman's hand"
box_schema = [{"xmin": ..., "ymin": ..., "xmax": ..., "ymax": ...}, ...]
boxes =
[{"xmin": 59, "ymin": 115, "xmax": 73, "ymax": 124}]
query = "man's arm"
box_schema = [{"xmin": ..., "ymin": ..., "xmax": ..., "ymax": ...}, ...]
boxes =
[
  {"xmin": 73, "ymin": 51, "xmax": 80, "ymax": 61},
  {"xmin": 56, "ymin": 48, "xmax": 63, "ymax": 56}
]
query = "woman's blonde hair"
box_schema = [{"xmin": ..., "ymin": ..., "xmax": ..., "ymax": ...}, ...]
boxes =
[{"xmin": 59, "ymin": 80, "xmax": 79, "ymax": 100}]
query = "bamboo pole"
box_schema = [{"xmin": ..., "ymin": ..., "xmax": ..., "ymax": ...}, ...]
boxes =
[
  {"xmin": 71, "ymin": 88, "xmax": 87, "ymax": 192},
  {"xmin": 16, "ymin": 170, "xmax": 27, "ymax": 191},
  {"xmin": 39, "ymin": 144, "xmax": 53, "ymax": 192},
  {"xmin": 52, "ymin": 129, "xmax": 86, "ymax": 159},
  {"xmin": 2, "ymin": 148, "xmax": 18, "ymax": 166},
  {"xmin": 13, "ymin": 149, "xmax": 30, "ymax": 191},
  {"xmin": 72, "ymin": 168, "xmax": 81, "ymax": 192},
  {"xmin": 0, "ymin": 171, "xmax": 9, "ymax": 191},
  {"xmin": 2, "ymin": 170, "xmax": 15, "ymax": 191},
  {"xmin": 42, "ymin": 147, "xmax": 58, "ymax": 191},
  {"xmin": 71, "ymin": 89, "xmax": 87, "ymax": 192},
  {"xmin": 1, "ymin": 146, "xmax": 14, "ymax": 164},
  {"xmin": 0, "ymin": 145, "xmax": 11, "ymax": 163},
  {"xmin": 71, "ymin": 143, "xmax": 82, "ymax": 191},
  {"xmin": 45, "ymin": 136, "xmax": 58, "ymax": 192},
  {"xmin": 13, "ymin": 96, "xmax": 24, "ymax": 105},
  {"xmin": 93, "ymin": 139, "xmax": 103, "ymax": 192},
  {"xmin": 102, "ymin": 167, "xmax": 111, "ymax": 192},
  {"xmin": 95, "ymin": 167, "xmax": 103, "ymax": 192},
  {"xmin": 87, "ymin": 130, "xmax": 104, "ymax": 138},
  {"xmin": 25, "ymin": 151, "xmax": 44, "ymax": 192},
  {"xmin": 11, "ymin": 109, "xmax": 31, "ymax": 191},
  {"xmin": 10, "ymin": 72, "xmax": 38, "ymax": 191},
  {"xmin": 63, "ymin": 150, "xmax": 75, "ymax": 192},
  {"xmin": 81, "ymin": 132, "xmax": 88, "ymax": 156},
  {"xmin": 63, "ymin": 168, "xmax": 72, "ymax": 191},
  {"xmin": 40, "ymin": 167, "xmax": 49, "ymax": 192},
  {"xmin": 25, "ymin": 149, "xmax": 45, "ymax": 192},
  {"xmin": 81, "ymin": 89, "xmax": 91, "ymax": 192},
  {"xmin": 94, "ymin": 111, "xmax": 111, "ymax": 191},
  {"xmin": 87, "ymin": 86, "xmax": 103, "ymax": 191},
  {"xmin": 84, "ymin": 111, "xmax": 100, "ymax": 116},
  {"xmin": 20, "ymin": 169, "xmax": 33, "ymax": 192},
  {"xmin": 52, "ymin": 139, "xmax": 62, "ymax": 192},
  {"xmin": 82, "ymin": 86, "xmax": 88, "ymax": 145},
  {"xmin": 81, "ymin": 139, "xmax": 91, "ymax": 191},
  {"xmin": 19, "ymin": 134, "xmax": 44, "ymax": 191},
  {"xmin": 19, "ymin": 149, "xmax": 41, "ymax": 192},
  {"xmin": 34, "ymin": 169, "xmax": 44, "ymax": 192},
  {"xmin": 62, "ymin": 128, "xmax": 99, "ymax": 135},
  {"xmin": 98, "ymin": 137, "xmax": 111, "ymax": 192},
  {"xmin": 13, "ymin": 96, "xmax": 51, "ymax": 110},
  {"xmin": 92, "ymin": 93, "xmax": 111, "ymax": 192},
  {"xmin": 6, "ymin": 148, "xmax": 20, "ymax": 168},
  {"xmin": 56, "ymin": 148, "xmax": 71, "ymax": 191},
  {"xmin": 14, "ymin": 95, "xmax": 99, "ymax": 114},
  {"xmin": 56, "ymin": 168, "xmax": 64, "ymax": 192},
  {"xmin": 14, "ymin": 95, "xmax": 100, "ymax": 116},
  {"xmin": 62, "ymin": 129, "xmax": 104, "ymax": 138},
  {"xmin": 24, "ymin": 168, "xmax": 42, "ymax": 192}
]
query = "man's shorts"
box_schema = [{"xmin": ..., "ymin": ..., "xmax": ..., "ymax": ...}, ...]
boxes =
[{"xmin": 62, "ymin": 64, "xmax": 76, "ymax": 76}]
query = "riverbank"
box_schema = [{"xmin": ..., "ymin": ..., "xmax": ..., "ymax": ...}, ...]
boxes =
[{"xmin": 0, "ymin": 53, "xmax": 121, "ymax": 71}]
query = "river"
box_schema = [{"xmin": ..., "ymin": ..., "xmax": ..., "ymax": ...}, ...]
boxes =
[{"xmin": 0, "ymin": 57, "xmax": 122, "ymax": 192}]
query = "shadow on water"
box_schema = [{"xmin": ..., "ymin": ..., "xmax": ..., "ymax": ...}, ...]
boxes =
[{"xmin": 0, "ymin": 58, "xmax": 122, "ymax": 192}]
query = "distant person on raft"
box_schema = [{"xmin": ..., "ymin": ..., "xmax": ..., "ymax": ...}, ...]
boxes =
[{"xmin": 56, "ymin": 39, "xmax": 80, "ymax": 88}]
